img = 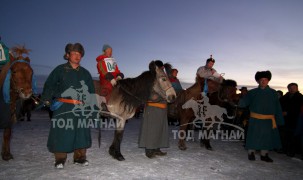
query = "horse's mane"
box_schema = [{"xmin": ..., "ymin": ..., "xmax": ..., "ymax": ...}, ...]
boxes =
[
  {"xmin": 222, "ymin": 79, "xmax": 237, "ymax": 87},
  {"xmin": 116, "ymin": 70, "xmax": 156, "ymax": 113},
  {"xmin": 164, "ymin": 63, "xmax": 173, "ymax": 77},
  {"xmin": 11, "ymin": 45, "xmax": 31, "ymax": 60}
]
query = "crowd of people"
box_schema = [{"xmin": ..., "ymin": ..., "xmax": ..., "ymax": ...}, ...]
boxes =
[{"xmin": 1, "ymin": 39, "xmax": 302, "ymax": 169}]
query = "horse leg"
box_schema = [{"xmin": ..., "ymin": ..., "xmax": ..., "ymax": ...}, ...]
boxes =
[
  {"xmin": 178, "ymin": 114, "xmax": 190, "ymax": 150},
  {"xmin": 109, "ymin": 119, "xmax": 126, "ymax": 161},
  {"xmin": 1, "ymin": 128, "xmax": 13, "ymax": 161},
  {"xmin": 200, "ymin": 127, "xmax": 213, "ymax": 151}
]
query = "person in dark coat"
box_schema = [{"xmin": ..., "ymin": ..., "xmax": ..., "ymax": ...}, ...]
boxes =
[
  {"xmin": 41, "ymin": 43, "xmax": 95, "ymax": 169},
  {"xmin": 239, "ymin": 71, "xmax": 284, "ymax": 162},
  {"xmin": 280, "ymin": 83, "xmax": 303, "ymax": 157},
  {"xmin": 138, "ymin": 60, "xmax": 169, "ymax": 158}
]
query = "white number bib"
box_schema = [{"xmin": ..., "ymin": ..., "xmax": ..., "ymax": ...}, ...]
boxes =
[
  {"xmin": 0, "ymin": 44, "xmax": 6, "ymax": 61},
  {"xmin": 104, "ymin": 58, "xmax": 117, "ymax": 72}
]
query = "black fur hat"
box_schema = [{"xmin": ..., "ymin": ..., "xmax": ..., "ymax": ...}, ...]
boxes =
[
  {"xmin": 64, "ymin": 43, "xmax": 85, "ymax": 60},
  {"xmin": 255, "ymin": 71, "xmax": 272, "ymax": 82}
]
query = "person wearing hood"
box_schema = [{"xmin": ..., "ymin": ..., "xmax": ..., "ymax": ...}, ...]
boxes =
[
  {"xmin": 96, "ymin": 44, "xmax": 124, "ymax": 102},
  {"xmin": 239, "ymin": 70, "xmax": 284, "ymax": 163}
]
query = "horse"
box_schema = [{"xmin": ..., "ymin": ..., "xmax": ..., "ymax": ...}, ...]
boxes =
[
  {"xmin": 94, "ymin": 60, "xmax": 176, "ymax": 161},
  {"xmin": 0, "ymin": 45, "xmax": 34, "ymax": 160},
  {"xmin": 168, "ymin": 75, "xmax": 237, "ymax": 151}
]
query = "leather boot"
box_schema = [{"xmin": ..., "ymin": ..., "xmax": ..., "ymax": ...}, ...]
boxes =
[
  {"xmin": 145, "ymin": 149, "xmax": 156, "ymax": 159},
  {"xmin": 260, "ymin": 154, "xmax": 273, "ymax": 163},
  {"xmin": 248, "ymin": 152, "xmax": 255, "ymax": 161},
  {"xmin": 154, "ymin": 148, "xmax": 167, "ymax": 156}
]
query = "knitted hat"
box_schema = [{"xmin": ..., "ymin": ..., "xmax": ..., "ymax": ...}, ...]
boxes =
[{"xmin": 102, "ymin": 44, "xmax": 112, "ymax": 52}]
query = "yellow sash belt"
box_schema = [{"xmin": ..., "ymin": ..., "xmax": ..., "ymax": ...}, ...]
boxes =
[{"xmin": 250, "ymin": 111, "xmax": 277, "ymax": 129}]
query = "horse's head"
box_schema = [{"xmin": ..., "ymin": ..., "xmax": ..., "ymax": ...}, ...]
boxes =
[
  {"xmin": 10, "ymin": 57, "xmax": 33, "ymax": 100},
  {"xmin": 218, "ymin": 79, "xmax": 238, "ymax": 105},
  {"xmin": 149, "ymin": 61, "xmax": 176, "ymax": 103}
]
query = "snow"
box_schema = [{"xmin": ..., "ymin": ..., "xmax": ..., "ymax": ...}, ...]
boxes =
[{"xmin": 1, "ymin": 111, "xmax": 303, "ymax": 180}]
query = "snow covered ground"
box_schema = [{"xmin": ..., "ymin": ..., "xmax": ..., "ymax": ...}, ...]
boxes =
[{"xmin": 1, "ymin": 111, "xmax": 303, "ymax": 180}]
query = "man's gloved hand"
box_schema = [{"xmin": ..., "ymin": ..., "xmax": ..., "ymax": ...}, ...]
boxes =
[
  {"xmin": 116, "ymin": 76, "xmax": 122, "ymax": 81},
  {"xmin": 44, "ymin": 101, "xmax": 50, "ymax": 107},
  {"xmin": 110, "ymin": 79, "xmax": 117, "ymax": 86},
  {"xmin": 35, "ymin": 100, "xmax": 50, "ymax": 110}
]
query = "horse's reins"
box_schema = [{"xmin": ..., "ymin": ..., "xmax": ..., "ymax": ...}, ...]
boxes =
[{"xmin": 116, "ymin": 78, "xmax": 173, "ymax": 104}]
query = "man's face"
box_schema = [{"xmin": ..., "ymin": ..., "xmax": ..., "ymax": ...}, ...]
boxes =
[
  {"xmin": 104, "ymin": 48, "xmax": 112, "ymax": 57},
  {"xmin": 206, "ymin": 61, "xmax": 214, "ymax": 69},
  {"xmin": 258, "ymin": 78, "xmax": 269, "ymax": 88},
  {"xmin": 288, "ymin": 85, "xmax": 298, "ymax": 94},
  {"xmin": 69, "ymin": 51, "xmax": 82, "ymax": 65}
]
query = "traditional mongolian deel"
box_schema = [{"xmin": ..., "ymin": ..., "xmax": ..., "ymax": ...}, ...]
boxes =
[
  {"xmin": 41, "ymin": 63, "xmax": 95, "ymax": 153},
  {"xmin": 138, "ymin": 101, "xmax": 169, "ymax": 150},
  {"xmin": 239, "ymin": 86, "xmax": 284, "ymax": 150}
]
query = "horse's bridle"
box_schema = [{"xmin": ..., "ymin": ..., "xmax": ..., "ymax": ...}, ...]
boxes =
[{"xmin": 217, "ymin": 85, "xmax": 236, "ymax": 106}]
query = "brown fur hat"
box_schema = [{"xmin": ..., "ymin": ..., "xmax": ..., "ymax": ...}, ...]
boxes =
[{"xmin": 63, "ymin": 43, "xmax": 85, "ymax": 60}]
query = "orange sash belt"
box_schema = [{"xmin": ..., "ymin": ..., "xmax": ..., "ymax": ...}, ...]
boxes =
[
  {"xmin": 250, "ymin": 111, "xmax": 277, "ymax": 129},
  {"xmin": 57, "ymin": 98, "xmax": 83, "ymax": 105},
  {"xmin": 147, "ymin": 102, "xmax": 167, "ymax": 109}
]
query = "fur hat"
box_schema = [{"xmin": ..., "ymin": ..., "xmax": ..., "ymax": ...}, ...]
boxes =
[
  {"xmin": 64, "ymin": 43, "xmax": 85, "ymax": 60},
  {"xmin": 255, "ymin": 71, "xmax": 272, "ymax": 82}
]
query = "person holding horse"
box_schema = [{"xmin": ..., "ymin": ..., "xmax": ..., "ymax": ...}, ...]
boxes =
[
  {"xmin": 239, "ymin": 71, "xmax": 284, "ymax": 162},
  {"xmin": 41, "ymin": 43, "xmax": 95, "ymax": 169},
  {"xmin": 96, "ymin": 44, "xmax": 124, "ymax": 102},
  {"xmin": 138, "ymin": 60, "xmax": 170, "ymax": 158}
]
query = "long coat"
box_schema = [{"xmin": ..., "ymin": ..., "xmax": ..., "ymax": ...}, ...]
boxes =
[
  {"xmin": 280, "ymin": 91, "xmax": 303, "ymax": 130},
  {"xmin": 138, "ymin": 101, "xmax": 169, "ymax": 149},
  {"xmin": 41, "ymin": 63, "xmax": 95, "ymax": 153},
  {"xmin": 239, "ymin": 86, "xmax": 284, "ymax": 150}
]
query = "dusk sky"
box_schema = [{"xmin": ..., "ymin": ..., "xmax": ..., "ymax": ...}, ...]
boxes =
[{"xmin": 1, "ymin": 0, "xmax": 302, "ymax": 93}]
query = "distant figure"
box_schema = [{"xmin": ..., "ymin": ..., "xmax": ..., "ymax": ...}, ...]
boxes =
[
  {"xmin": 239, "ymin": 70, "xmax": 284, "ymax": 163},
  {"xmin": 237, "ymin": 87, "xmax": 250, "ymax": 144},
  {"xmin": 169, "ymin": 68, "xmax": 183, "ymax": 94},
  {"xmin": 280, "ymin": 83, "xmax": 303, "ymax": 158},
  {"xmin": 239, "ymin": 87, "xmax": 248, "ymax": 97},
  {"xmin": 276, "ymin": 90, "xmax": 283, "ymax": 99}
]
